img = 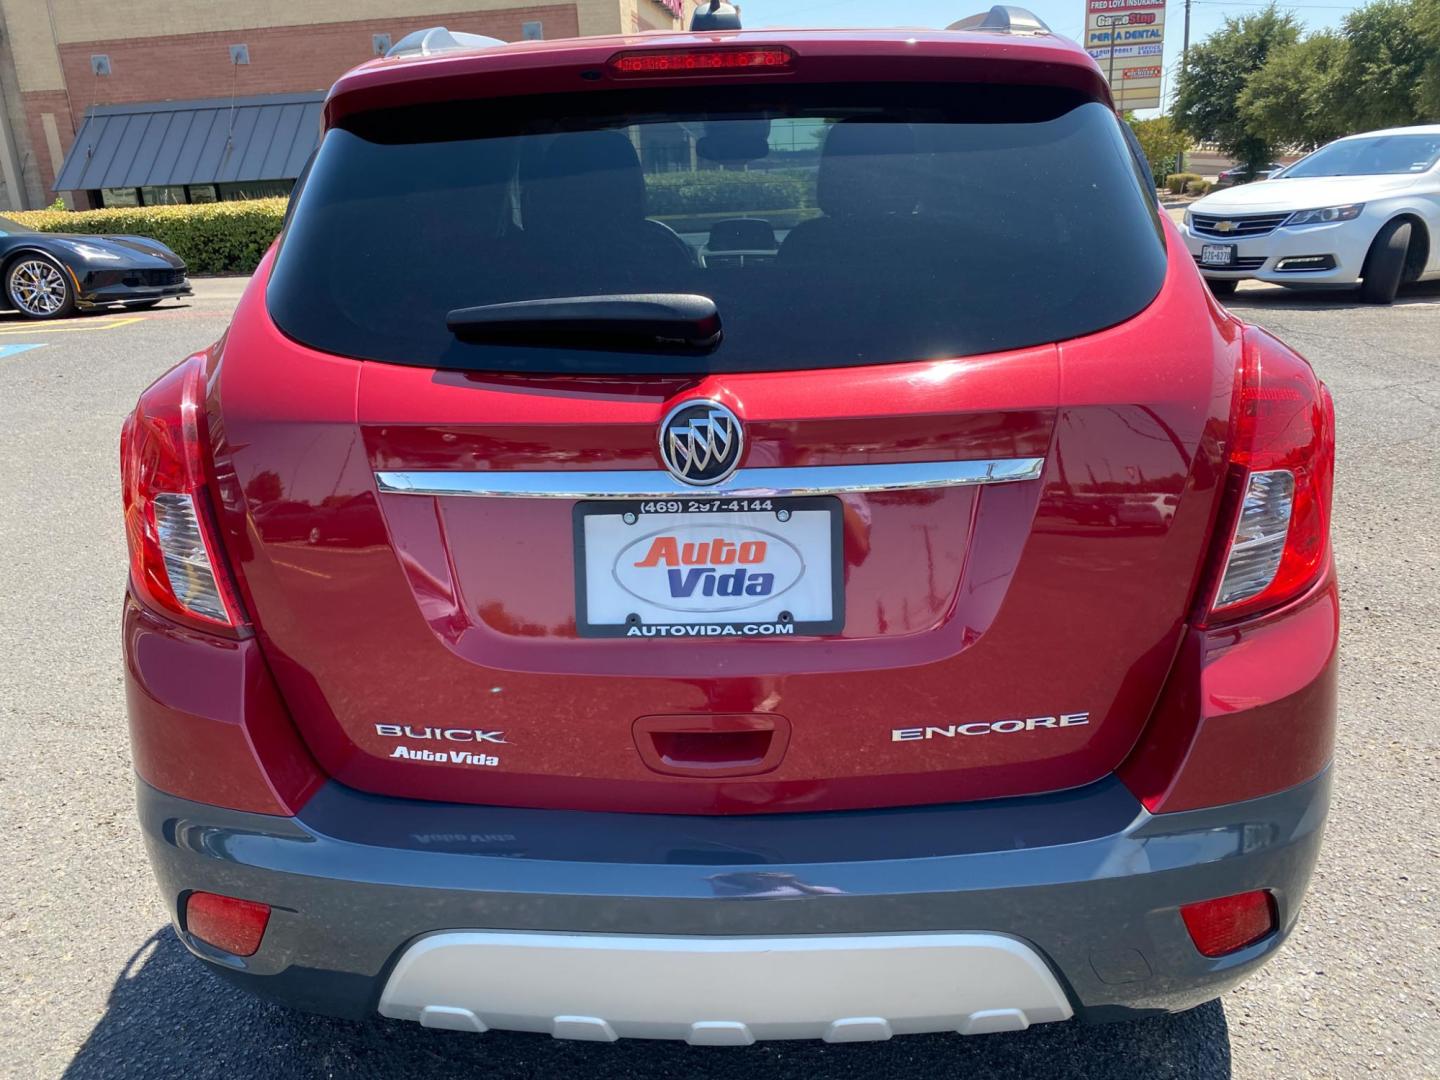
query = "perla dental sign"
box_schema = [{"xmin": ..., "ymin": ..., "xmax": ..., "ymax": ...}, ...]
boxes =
[
  {"xmin": 613, "ymin": 525, "xmax": 803, "ymax": 611},
  {"xmin": 893, "ymin": 712, "xmax": 1091, "ymax": 741}
]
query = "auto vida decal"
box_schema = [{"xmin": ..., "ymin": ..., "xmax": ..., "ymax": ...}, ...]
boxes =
[
  {"xmin": 612, "ymin": 524, "xmax": 805, "ymax": 614},
  {"xmin": 374, "ymin": 724, "xmax": 505, "ymax": 768},
  {"xmin": 891, "ymin": 712, "xmax": 1091, "ymax": 741}
]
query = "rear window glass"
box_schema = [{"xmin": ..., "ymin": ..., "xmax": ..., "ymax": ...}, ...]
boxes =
[{"xmin": 268, "ymin": 84, "xmax": 1166, "ymax": 374}]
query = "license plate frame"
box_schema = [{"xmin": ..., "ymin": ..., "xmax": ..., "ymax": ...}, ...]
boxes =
[
  {"xmin": 574, "ymin": 496, "xmax": 845, "ymax": 639},
  {"xmin": 1200, "ymin": 243, "xmax": 1236, "ymax": 267}
]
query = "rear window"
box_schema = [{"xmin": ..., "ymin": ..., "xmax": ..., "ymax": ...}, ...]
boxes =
[{"xmin": 268, "ymin": 84, "xmax": 1166, "ymax": 374}]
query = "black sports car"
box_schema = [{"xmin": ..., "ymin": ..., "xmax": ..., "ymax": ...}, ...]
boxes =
[{"xmin": 0, "ymin": 214, "xmax": 191, "ymax": 320}]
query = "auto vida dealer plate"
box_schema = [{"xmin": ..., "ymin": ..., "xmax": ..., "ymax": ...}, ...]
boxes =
[{"xmin": 574, "ymin": 496, "xmax": 844, "ymax": 638}]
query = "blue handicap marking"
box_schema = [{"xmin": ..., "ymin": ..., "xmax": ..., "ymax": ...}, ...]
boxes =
[{"xmin": 0, "ymin": 343, "xmax": 46, "ymax": 359}]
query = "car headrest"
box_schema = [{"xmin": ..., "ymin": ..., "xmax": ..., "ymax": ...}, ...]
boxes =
[
  {"xmin": 527, "ymin": 130, "xmax": 646, "ymax": 233},
  {"xmin": 816, "ymin": 120, "xmax": 920, "ymax": 219}
]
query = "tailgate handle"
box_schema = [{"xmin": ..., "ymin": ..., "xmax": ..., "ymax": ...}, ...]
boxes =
[{"xmin": 633, "ymin": 714, "xmax": 790, "ymax": 779}]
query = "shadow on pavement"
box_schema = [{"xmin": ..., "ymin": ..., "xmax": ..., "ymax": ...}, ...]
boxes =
[
  {"xmin": 1226, "ymin": 279, "xmax": 1440, "ymax": 311},
  {"xmin": 63, "ymin": 928, "xmax": 1233, "ymax": 1080}
]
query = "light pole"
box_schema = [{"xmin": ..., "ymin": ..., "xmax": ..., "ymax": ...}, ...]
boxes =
[
  {"xmin": 1096, "ymin": 13, "xmax": 1134, "ymax": 114},
  {"xmin": 1180, "ymin": 0, "xmax": 1192, "ymax": 171}
]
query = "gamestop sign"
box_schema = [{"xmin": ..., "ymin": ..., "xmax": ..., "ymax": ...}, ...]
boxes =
[{"xmin": 1084, "ymin": 0, "xmax": 1166, "ymax": 110}]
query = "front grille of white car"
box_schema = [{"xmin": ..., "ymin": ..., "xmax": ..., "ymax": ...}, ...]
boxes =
[{"xmin": 1190, "ymin": 212, "xmax": 1291, "ymax": 239}]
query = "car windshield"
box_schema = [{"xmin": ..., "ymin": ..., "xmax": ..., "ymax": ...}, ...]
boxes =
[
  {"xmin": 0, "ymin": 215, "xmax": 36, "ymax": 236},
  {"xmin": 268, "ymin": 84, "xmax": 1166, "ymax": 375},
  {"xmin": 1282, "ymin": 133, "xmax": 1440, "ymax": 178}
]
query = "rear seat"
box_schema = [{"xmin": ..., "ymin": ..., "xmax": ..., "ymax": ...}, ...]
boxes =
[
  {"xmin": 519, "ymin": 130, "xmax": 696, "ymax": 291},
  {"xmin": 780, "ymin": 120, "xmax": 924, "ymax": 266}
]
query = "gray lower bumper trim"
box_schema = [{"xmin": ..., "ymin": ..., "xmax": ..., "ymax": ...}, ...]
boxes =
[
  {"xmin": 139, "ymin": 769, "xmax": 1330, "ymax": 1025},
  {"xmin": 380, "ymin": 930, "xmax": 1073, "ymax": 1042}
]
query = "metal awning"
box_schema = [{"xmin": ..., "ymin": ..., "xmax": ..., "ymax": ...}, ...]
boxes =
[{"xmin": 54, "ymin": 92, "xmax": 324, "ymax": 193}]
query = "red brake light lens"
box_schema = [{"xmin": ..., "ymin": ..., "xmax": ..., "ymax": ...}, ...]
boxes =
[
  {"xmin": 1180, "ymin": 890, "xmax": 1277, "ymax": 957},
  {"xmin": 1205, "ymin": 331, "xmax": 1335, "ymax": 623},
  {"xmin": 120, "ymin": 355, "xmax": 245, "ymax": 633},
  {"xmin": 185, "ymin": 891, "xmax": 271, "ymax": 956},
  {"xmin": 608, "ymin": 46, "xmax": 795, "ymax": 78}
]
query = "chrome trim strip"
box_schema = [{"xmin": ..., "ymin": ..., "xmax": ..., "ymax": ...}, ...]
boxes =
[{"xmin": 375, "ymin": 458, "xmax": 1045, "ymax": 500}]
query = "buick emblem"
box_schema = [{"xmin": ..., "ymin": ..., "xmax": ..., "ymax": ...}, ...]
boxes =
[{"xmin": 659, "ymin": 399, "xmax": 744, "ymax": 486}]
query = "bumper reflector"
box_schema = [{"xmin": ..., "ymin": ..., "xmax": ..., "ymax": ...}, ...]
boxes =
[
  {"xmin": 1180, "ymin": 890, "xmax": 1277, "ymax": 957},
  {"xmin": 185, "ymin": 891, "xmax": 271, "ymax": 956}
]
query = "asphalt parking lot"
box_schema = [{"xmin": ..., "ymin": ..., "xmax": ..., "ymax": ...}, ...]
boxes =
[{"xmin": 1, "ymin": 275, "xmax": 1437, "ymax": 1080}]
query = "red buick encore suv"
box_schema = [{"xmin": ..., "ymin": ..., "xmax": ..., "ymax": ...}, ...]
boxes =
[{"xmin": 121, "ymin": 6, "xmax": 1338, "ymax": 1043}]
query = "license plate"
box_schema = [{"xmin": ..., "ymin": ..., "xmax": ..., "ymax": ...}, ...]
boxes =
[
  {"xmin": 574, "ymin": 497, "xmax": 844, "ymax": 639},
  {"xmin": 1201, "ymin": 243, "xmax": 1236, "ymax": 267}
]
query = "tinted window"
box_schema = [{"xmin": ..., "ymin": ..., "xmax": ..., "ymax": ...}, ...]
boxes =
[
  {"xmin": 268, "ymin": 86, "xmax": 1166, "ymax": 374},
  {"xmin": 1284, "ymin": 133, "xmax": 1440, "ymax": 178}
]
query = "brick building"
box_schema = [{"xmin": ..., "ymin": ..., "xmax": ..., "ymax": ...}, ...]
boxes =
[{"xmin": 0, "ymin": 0, "xmax": 687, "ymax": 210}]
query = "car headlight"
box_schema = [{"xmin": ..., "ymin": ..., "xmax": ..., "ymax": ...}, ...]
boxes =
[
  {"xmin": 60, "ymin": 240, "xmax": 122, "ymax": 261},
  {"xmin": 1183, "ymin": 209, "xmax": 1193, "ymax": 229},
  {"xmin": 1284, "ymin": 204, "xmax": 1364, "ymax": 227}
]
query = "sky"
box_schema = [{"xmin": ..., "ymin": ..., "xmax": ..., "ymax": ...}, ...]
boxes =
[{"xmin": 732, "ymin": 0, "xmax": 1371, "ymax": 116}]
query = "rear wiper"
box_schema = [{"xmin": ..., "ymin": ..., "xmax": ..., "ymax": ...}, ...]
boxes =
[{"xmin": 446, "ymin": 294, "xmax": 722, "ymax": 353}]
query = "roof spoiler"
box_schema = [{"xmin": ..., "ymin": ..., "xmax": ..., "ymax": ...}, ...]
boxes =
[
  {"xmin": 385, "ymin": 27, "xmax": 506, "ymax": 59},
  {"xmin": 947, "ymin": 5, "xmax": 1052, "ymax": 35}
]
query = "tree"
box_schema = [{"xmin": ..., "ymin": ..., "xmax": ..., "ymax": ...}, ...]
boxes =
[
  {"xmin": 1184, "ymin": 0, "xmax": 1438, "ymax": 159},
  {"xmin": 1239, "ymin": 31, "xmax": 1350, "ymax": 150},
  {"xmin": 1175, "ymin": 6, "xmax": 1302, "ymax": 172},
  {"xmin": 1331, "ymin": 0, "xmax": 1433, "ymax": 131},
  {"xmin": 1125, "ymin": 115, "xmax": 1191, "ymax": 183},
  {"xmin": 1419, "ymin": 0, "xmax": 1440, "ymax": 115}
]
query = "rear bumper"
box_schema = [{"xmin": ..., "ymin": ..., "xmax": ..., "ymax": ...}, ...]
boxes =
[{"xmin": 140, "ymin": 765, "xmax": 1330, "ymax": 1035}]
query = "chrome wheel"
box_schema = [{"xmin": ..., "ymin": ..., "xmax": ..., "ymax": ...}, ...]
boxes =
[{"xmin": 9, "ymin": 258, "xmax": 70, "ymax": 316}]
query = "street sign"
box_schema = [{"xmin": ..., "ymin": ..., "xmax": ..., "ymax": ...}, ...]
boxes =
[{"xmin": 1084, "ymin": 0, "xmax": 1166, "ymax": 111}]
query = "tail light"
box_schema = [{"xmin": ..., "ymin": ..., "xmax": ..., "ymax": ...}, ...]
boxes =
[
  {"xmin": 1180, "ymin": 890, "xmax": 1277, "ymax": 957},
  {"xmin": 1203, "ymin": 331, "xmax": 1335, "ymax": 623},
  {"xmin": 120, "ymin": 355, "xmax": 245, "ymax": 633}
]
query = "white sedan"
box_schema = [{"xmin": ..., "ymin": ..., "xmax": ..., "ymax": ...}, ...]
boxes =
[{"xmin": 1181, "ymin": 125, "xmax": 1440, "ymax": 303}]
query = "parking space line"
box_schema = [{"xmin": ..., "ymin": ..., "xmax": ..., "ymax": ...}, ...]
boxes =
[
  {"xmin": 0, "ymin": 342, "xmax": 46, "ymax": 359},
  {"xmin": 0, "ymin": 315, "xmax": 144, "ymax": 335}
]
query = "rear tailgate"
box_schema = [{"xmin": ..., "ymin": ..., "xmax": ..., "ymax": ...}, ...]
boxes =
[{"xmin": 210, "ymin": 230, "xmax": 1235, "ymax": 814}]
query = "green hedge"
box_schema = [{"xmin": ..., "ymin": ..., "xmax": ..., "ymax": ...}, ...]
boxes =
[
  {"xmin": 2, "ymin": 173, "xmax": 815, "ymax": 274},
  {"xmin": 1164, "ymin": 172, "xmax": 1204, "ymax": 196},
  {"xmin": 646, "ymin": 170, "xmax": 813, "ymax": 217},
  {"xmin": 7, "ymin": 198, "xmax": 287, "ymax": 275}
]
